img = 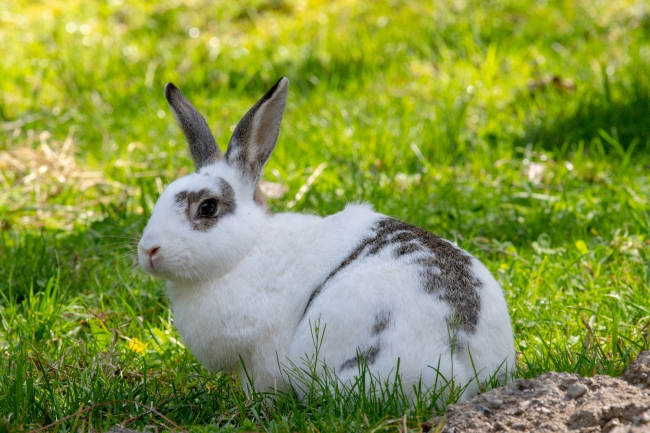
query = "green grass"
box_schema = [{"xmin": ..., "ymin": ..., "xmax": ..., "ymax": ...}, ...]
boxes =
[{"xmin": 1, "ymin": 0, "xmax": 650, "ymax": 431}]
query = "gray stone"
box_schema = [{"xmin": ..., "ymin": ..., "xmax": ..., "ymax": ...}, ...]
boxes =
[
  {"xmin": 565, "ymin": 383, "xmax": 589, "ymax": 399},
  {"xmin": 484, "ymin": 398, "xmax": 503, "ymax": 410}
]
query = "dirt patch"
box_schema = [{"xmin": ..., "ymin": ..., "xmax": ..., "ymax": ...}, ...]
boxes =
[
  {"xmin": 429, "ymin": 351, "xmax": 650, "ymax": 432},
  {"xmin": 621, "ymin": 351, "xmax": 650, "ymax": 391}
]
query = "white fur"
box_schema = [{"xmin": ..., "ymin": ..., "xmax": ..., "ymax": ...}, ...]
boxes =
[{"xmin": 138, "ymin": 79, "xmax": 516, "ymax": 402}]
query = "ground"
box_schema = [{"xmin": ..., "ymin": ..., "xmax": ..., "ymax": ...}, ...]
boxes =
[{"xmin": 433, "ymin": 351, "xmax": 650, "ymax": 432}]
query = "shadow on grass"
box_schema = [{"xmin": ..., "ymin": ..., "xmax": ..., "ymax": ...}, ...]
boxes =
[{"xmin": 523, "ymin": 77, "xmax": 650, "ymax": 156}]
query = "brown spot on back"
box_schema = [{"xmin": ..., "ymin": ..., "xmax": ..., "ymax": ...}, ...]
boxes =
[
  {"xmin": 301, "ymin": 218, "xmax": 483, "ymax": 337},
  {"xmin": 339, "ymin": 344, "xmax": 381, "ymax": 372},
  {"xmin": 377, "ymin": 219, "xmax": 483, "ymax": 335},
  {"xmin": 371, "ymin": 310, "xmax": 392, "ymax": 336}
]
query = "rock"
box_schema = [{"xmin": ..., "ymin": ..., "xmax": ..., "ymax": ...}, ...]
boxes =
[
  {"xmin": 432, "ymin": 369, "xmax": 650, "ymax": 433},
  {"xmin": 484, "ymin": 398, "xmax": 504, "ymax": 410},
  {"xmin": 621, "ymin": 351, "xmax": 650, "ymax": 390},
  {"xmin": 566, "ymin": 383, "xmax": 589, "ymax": 399},
  {"xmin": 475, "ymin": 404, "xmax": 493, "ymax": 416}
]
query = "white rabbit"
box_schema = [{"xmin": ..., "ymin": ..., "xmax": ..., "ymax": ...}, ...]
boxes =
[{"xmin": 138, "ymin": 77, "xmax": 516, "ymax": 401}]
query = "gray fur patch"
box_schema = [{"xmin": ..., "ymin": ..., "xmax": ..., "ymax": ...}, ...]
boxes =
[
  {"xmin": 371, "ymin": 310, "xmax": 392, "ymax": 336},
  {"xmin": 175, "ymin": 191, "xmax": 188, "ymax": 205},
  {"xmin": 376, "ymin": 219, "xmax": 483, "ymax": 335},
  {"xmin": 174, "ymin": 178, "xmax": 236, "ymax": 231},
  {"xmin": 339, "ymin": 344, "xmax": 381, "ymax": 372},
  {"xmin": 302, "ymin": 218, "xmax": 482, "ymax": 338},
  {"xmin": 216, "ymin": 178, "xmax": 236, "ymax": 215}
]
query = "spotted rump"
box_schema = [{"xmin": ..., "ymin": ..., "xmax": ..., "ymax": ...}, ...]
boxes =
[{"xmin": 302, "ymin": 218, "xmax": 482, "ymax": 335}]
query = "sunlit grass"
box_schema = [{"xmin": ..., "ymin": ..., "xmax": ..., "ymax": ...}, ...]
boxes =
[{"xmin": 1, "ymin": 0, "xmax": 650, "ymax": 431}]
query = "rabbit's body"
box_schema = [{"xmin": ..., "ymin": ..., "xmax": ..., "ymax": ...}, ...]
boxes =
[{"xmin": 139, "ymin": 78, "xmax": 516, "ymax": 401}]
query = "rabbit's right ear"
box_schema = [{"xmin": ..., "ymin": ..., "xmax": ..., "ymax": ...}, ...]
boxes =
[
  {"xmin": 165, "ymin": 83, "xmax": 223, "ymax": 170},
  {"xmin": 225, "ymin": 78, "xmax": 289, "ymax": 186}
]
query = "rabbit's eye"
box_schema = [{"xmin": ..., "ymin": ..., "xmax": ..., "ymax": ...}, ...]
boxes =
[{"xmin": 199, "ymin": 199, "xmax": 218, "ymax": 217}]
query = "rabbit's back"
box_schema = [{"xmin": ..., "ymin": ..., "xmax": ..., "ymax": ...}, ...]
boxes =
[{"xmin": 289, "ymin": 215, "xmax": 515, "ymax": 400}]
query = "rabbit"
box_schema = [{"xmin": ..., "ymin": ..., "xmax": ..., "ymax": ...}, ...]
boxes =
[{"xmin": 137, "ymin": 77, "xmax": 516, "ymax": 401}]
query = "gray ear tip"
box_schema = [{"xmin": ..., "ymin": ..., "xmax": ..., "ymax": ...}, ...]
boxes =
[
  {"xmin": 268, "ymin": 77, "xmax": 289, "ymax": 97},
  {"xmin": 164, "ymin": 82, "xmax": 179, "ymax": 104},
  {"xmin": 277, "ymin": 77, "xmax": 289, "ymax": 92}
]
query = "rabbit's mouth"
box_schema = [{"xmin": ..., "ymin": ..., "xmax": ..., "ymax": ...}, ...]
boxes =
[
  {"xmin": 148, "ymin": 254, "xmax": 157, "ymax": 270},
  {"xmin": 139, "ymin": 255, "xmax": 174, "ymax": 281},
  {"xmin": 137, "ymin": 245, "xmax": 191, "ymax": 282}
]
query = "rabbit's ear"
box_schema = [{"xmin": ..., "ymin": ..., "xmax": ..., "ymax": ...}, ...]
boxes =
[
  {"xmin": 225, "ymin": 77, "xmax": 289, "ymax": 186},
  {"xmin": 165, "ymin": 83, "xmax": 223, "ymax": 170}
]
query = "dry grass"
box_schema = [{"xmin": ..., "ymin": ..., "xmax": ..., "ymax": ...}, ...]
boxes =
[{"xmin": 0, "ymin": 128, "xmax": 129, "ymax": 230}]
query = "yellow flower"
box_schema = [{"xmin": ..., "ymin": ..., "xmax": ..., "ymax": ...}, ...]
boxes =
[
  {"xmin": 128, "ymin": 338, "xmax": 148, "ymax": 354},
  {"xmin": 575, "ymin": 240, "xmax": 589, "ymax": 255}
]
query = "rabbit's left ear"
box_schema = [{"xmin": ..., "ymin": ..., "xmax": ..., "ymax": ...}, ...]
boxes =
[
  {"xmin": 225, "ymin": 77, "xmax": 289, "ymax": 186},
  {"xmin": 165, "ymin": 83, "xmax": 223, "ymax": 170}
]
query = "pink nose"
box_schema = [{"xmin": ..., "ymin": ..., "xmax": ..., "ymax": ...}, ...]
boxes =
[{"xmin": 142, "ymin": 245, "xmax": 160, "ymax": 258}]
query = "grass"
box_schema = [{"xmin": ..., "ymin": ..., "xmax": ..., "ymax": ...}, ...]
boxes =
[{"xmin": 1, "ymin": 0, "xmax": 650, "ymax": 431}]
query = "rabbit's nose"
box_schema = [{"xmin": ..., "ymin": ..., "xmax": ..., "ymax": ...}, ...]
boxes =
[{"xmin": 144, "ymin": 246, "xmax": 160, "ymax": 257}]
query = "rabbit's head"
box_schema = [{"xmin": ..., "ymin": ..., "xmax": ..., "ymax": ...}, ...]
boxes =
[{"xmin": 138, "ymin": 78, "xmax": 289, "ymax": 282}]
